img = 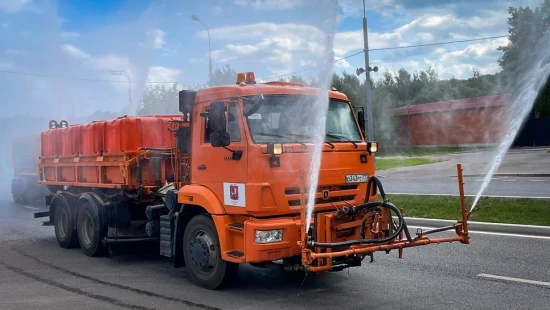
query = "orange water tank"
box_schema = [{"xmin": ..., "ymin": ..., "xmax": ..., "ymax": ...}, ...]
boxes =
[
  {"xmin": 59, "ymin": 126, "xmax": 81, "ymax": 156},
  {"xmin": 41, "ymin": 128, "xmax": 61, "ymax": 157},
  {"xmin": 104, "ymin": 117, "xmax": 142, "ymax": 154},
  {"xmin": 104, "ymin": 116, "xmax": 180, "ymax": 154},
  {"xmin": 81, "ymin": 121, "xmax": 105, "ymax": 156},
  {"xmin": 141, "ymin": 116, "xmax": 177, "ymax": 148}
]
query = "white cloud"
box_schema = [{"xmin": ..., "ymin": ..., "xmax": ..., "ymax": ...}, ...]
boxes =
[
  {"xmin": 233, "ymin": 0, "xmax": 304, "ymax": 10},
  {"xmin": 146, "ymin": 28, "xmax": 165, "ymax": 49},
  {"xmin": 334, "ymin": 57, "xmax": 351, "ymax": 69},
  {"xmin": 196, "ymin": 11, "xmax": 510, "ymax": 79},
  {"xmin": 333, "ymin": 11, "xmax": 509, "ymax": 58},
  {"xmin": 146, "ymin": 66, "xmax": 181, "ymax": 83},
  {"xmin": 61, "ymin": 44, "xmax": 90, "ymax": 59},
  {"xmin": 369, "ymin": 37, "xmax": 510, "ymax": 80},
  {"xmin": 60, "ymin": 31, "xmax": 80, "ymax": 40},
  {"xmin": 202, "ymin": 22, "xmax": 333, "ymax": 76},
  {"xmin": 440, "ymin": 37, "xmax": 509, "ymax": 61}
]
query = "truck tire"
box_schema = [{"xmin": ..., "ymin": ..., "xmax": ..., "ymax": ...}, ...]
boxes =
[
  {"xmin": 11, "ymin": 179, "xmax": 23, "ymax": 204},
  {"xmin": 183, "ymin": 214, "xmax": 239, "ymax": 289},
  {"xmin": 53, "ymin": 200, "xmax": 79, "ymax": 248},
  {"xmin": 76, "ymin": 200, "xmax": 107, "ymax": 257}
]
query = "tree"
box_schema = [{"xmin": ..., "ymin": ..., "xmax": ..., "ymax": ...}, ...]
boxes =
[
  {"xmin": 210, "ymin": 64, "xmax": 238, "ymax": 86},
  {"xmin": 498, "ymin": 0, "xmax": 550, "ymax": 117},
  {"xmin": 139, "ymin": 83, "xmax": 180, "ymax": 116}
]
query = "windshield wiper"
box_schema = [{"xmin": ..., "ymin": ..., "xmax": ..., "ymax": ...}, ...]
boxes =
[
  {"xmin": 326, "ymin": 132, "xmax": 358, "ymax": 148},
  {"xmin": 286, "ymin": 133, "xmax": 335, "ymax": 149},
  {"xmin": 253, "ymin": 132, "xmax": 307, "ymax": 148}
]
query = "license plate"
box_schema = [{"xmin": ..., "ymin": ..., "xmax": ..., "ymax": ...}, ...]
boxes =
[{"xmin": 345, "ymin": 173, "xmax": 369, "ymax": 183}]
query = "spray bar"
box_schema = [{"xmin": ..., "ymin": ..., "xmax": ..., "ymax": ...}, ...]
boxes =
[{"xmin": 299, "ymin": 163, "xmax": 471, "ymax": 271}]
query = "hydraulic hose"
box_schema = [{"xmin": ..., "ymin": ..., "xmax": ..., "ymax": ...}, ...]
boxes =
[
  {"xmin": 309, "ymin": 201, "xmax": 412, "ymax": 248},
  {"xmin": 310, "ymin": 176, "xmax": 414, "ymax": 249},
  {"xmin": 364, "ymin": 175, "xmax": 386, "ymax": 203}
]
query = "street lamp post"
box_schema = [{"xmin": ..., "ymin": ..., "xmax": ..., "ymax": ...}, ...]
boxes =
[
  {"xmin": 108, "ymin": 70, "xmax": 132, "ymax": 114},
  {"xmin": 192, "ymin": 15, "xmax": 212, "ymax": 86}
]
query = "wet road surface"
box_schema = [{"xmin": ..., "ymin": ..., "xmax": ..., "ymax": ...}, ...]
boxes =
[{"xmin": 1, "ymin": 186, "xmax": 549, "ymax": 310}]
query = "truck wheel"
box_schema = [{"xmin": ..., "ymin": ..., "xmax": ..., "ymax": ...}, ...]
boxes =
[
  {"xmin": 76, "ymin": 200, "xmax": 107, "ymax": 257},
  {"xmin": 54, "ymin": 201, "xmax": 79, "ymax": 248},
  {"xmin": 11, "ymin": 179, "xmax": 22, "ymax": 204},
  {"xmin": 183, "ymin": 214, "xmax": 239, "ymax": 289},
  {"xmin": 12, "ymin": 191, "xmax": 22, "ymax": 204}
]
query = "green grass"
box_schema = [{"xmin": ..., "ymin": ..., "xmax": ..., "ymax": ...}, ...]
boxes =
[
  {"xmin": 375, "ymin": 157, "xmax": 444, "ymax": 170},
  {"xmin": 386, "ymin": 195, "xmax": 550, "ymax": 226},
  {"xmin": 378, "ymin": 146, "xmax": 494, "ymax": 157}
]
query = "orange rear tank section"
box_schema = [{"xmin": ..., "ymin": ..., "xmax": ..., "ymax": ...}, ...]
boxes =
[
  {"xmin": 38, "ymin": 115, "xmax": 185, "ymax": 192},
  {"xmin": 12, "ymin": 134, "xmax": 41, "ymax": 177}
]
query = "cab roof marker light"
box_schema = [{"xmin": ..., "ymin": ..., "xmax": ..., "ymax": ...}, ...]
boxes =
[
  {"xmin": 236, "ymin": 73, "xmax": 246, "ymax": 84},
  {"xmin": 246, "ymin": 72, "xmax": 257, "ymax": 84}
]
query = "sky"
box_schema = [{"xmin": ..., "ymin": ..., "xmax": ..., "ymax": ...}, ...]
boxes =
[{"xmin": 0, "ymin": 0, "xmax": 544, "ymax": 118}]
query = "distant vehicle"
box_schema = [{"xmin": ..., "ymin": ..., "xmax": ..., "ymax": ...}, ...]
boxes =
[
  {"xmin": 11, "ymin": 134, "xmax": 46, "ymax": 204},
  {"xmin": 33, "ymin": 72, "xmax": 471, "ymax": 290}
]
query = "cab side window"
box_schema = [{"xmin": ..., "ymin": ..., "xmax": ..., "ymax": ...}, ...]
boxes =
[
  {"xmin": 227, "ymin": 103, "xmax": 241, "ymax": 142},
  {"xmin": 204, "ymin": 102, "xmax": 241, "ymax": 143}
]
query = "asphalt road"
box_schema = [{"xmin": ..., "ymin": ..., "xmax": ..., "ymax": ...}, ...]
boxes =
[
  {"xmin": 379, "ymin": 176, "xmax": 550, "ymax": 198},
  {"xmin": 1, "ymin": 189, "xmax": 550, "ymax": 309}
]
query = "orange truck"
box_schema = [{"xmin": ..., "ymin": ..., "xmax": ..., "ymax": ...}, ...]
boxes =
[
  {"xmin": 11, "ymin": 134, "xmax": 45, "ymax": 204},
  {"xmin": 34, "ymin": 72, "xmax": 471, "ymax": 289}
]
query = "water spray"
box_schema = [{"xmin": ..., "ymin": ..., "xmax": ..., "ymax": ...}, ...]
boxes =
[{"xmin": 471, "ymin": 35, "xmax": 550, "ymax": 212}]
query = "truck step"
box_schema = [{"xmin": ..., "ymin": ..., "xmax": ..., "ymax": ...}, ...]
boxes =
[
  {"xmin": 226, "ymin": 250, "xmax": 244, "ymax": 259},
  {"xmin": 227, "ymin": 222, "xmax": 244, "ymax": 233},
  {"xmin": 159, "ymin": 215, "xmax": 172, "ymax": 257},
  {"xmin": 34, "ymin": 210, "xmax": 49, "ymax": 218}
]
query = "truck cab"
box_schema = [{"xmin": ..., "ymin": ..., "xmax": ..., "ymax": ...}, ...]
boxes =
[{"xmin": 170, "ymin": 72, "xmax": 380, "ymax": 288}]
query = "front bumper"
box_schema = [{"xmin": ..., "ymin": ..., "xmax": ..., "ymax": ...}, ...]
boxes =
[{"xmin": 243, "ymin": 217, "xmax": 302, "ymax": 263}]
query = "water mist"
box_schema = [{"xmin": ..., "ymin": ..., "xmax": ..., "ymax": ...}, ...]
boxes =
[
  {"xmin": 303, "ymin": 3, "xmax": 339, "ymax": 234},
  {"xmin": 471, "ymin": 35, "xmax": 550, "ymax": 212}
]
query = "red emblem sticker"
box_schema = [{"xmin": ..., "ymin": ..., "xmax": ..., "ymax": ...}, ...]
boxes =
[{"xmin": 230, "ymin": 185, "xmax": 239, "ymax": 201}]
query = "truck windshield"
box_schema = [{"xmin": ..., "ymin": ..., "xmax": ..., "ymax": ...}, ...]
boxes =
[{"xmin": 245, "ymin": 95, "xmax": 362, "ymax": 144}]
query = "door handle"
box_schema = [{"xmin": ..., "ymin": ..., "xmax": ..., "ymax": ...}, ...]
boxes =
[{"xmin": 197, "ymin": 164, "xmax": 206, "ymax": 170}]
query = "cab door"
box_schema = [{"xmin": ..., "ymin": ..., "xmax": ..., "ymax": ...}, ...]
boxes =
[{"xmin": 191, "ymin": 101, "xmax": 248, "ymax": 212}]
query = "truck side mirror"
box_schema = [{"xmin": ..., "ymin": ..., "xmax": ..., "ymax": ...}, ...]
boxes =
[
  {"xmin": 357, "ymin": 110, "xmax": 366, "ymax": 136},
  {"xmin": 210, "ymin": 132, "xmax": 230, "ymax": 147},
  {"xmin": 209, "ymin": 101, "xmax": 227, "ymax": 133},
  {"xmin": 208, "ymin": 101, "xmax": 230, "ymax": 147}
]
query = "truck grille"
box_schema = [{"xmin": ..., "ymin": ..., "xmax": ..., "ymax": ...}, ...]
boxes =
[{"xmin": 285, "ymin": 184, "xmax": 359, "ymax": 207}]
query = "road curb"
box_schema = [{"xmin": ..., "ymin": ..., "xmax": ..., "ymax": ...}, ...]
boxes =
[
  {"xmin": 462, "ymin": 173, "xmax": 550, "ymax": 178},
  {"xmin": 403, "ymin": 217, "xmax": 550, "ymax": 237}
]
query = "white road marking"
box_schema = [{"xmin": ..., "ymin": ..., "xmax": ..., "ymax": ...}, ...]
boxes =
[
  {"xmin": 23, "ymin": 205, "xmax": 40, "ymax": 210},
  {"xmin": 477, "ymin": 274, "xmax": 550, "ymax": 288},
  {"xmin": 502, "ymin": 179, "xmax": 516, "ymax": 182},
  {"xmin": 409, "ymin": 225, "xmax": 550, "ymax": 240},
  {"xmin": 529, "ymin": 180, "xmax": 546, "ymax": 182},
  {"xmin": 389, "ymin": 193, "xmax": 550, "ymax": 200}
]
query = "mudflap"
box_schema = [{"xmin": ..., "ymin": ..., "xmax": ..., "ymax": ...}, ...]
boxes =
[{"xmin": 33, "ymin": 194, "xmax": 54, "ymax": 226}]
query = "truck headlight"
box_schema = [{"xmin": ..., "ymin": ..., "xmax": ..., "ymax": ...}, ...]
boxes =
[
  {"xmin": 267, "ymin": 143, "xmax": 283, "ymax": 155},
  {"xmin": 367, "ymin": 142, "xmax": 379, "ymax": 153},
  {"xmin": 254, "ymin": 229, "xmax": 283, "ymax": 244}
]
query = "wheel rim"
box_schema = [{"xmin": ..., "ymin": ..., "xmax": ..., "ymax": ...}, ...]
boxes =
[
  {"xmin": 80, "ymin": 213, "xmax": 94, "ymax": 246},
  {"xmin": 189, "ymin": 230, "xmax": 218, "ymax": 275},
  {"xmin": 58, "ymin": 209, "xmax": 68, "ymax": 239}
]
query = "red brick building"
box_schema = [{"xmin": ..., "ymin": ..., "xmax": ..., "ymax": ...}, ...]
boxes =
[{"xmin": 393, "ymin": 94, "xmax": 512, "ymax": 146}]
